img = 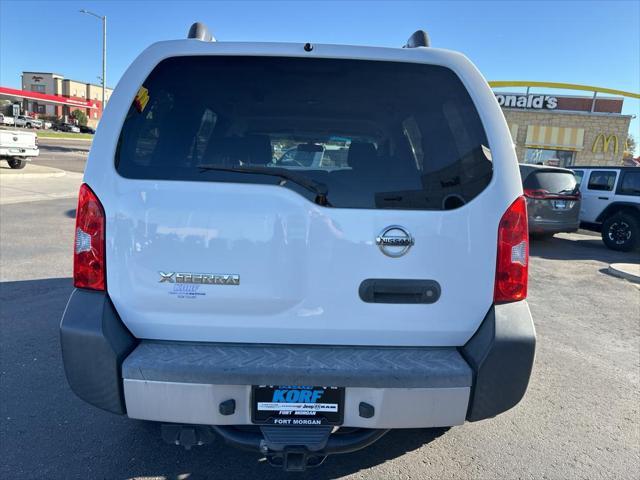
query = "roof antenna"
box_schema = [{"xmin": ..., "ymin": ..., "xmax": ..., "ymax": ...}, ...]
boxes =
[
  {"xmin": 188, "ymin": 22, "xmax": 215, "ymax": 42},
  {"xmin": 404, "ymin": 30, "xmax": 430, "ymax": 48}
]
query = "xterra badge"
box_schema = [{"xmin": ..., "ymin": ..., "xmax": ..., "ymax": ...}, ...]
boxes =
[{"xmin": 159, "ymin": 271, "xmax": 240, "ymax": 285}]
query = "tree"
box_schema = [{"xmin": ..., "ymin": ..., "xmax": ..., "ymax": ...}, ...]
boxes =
[
  {"xmin": 624, "ymin": 134, "xmax": 637, "ymax": 159},
  {"xmin": 71, "ymin": 109, "xmax": 88, "ymax": 126}
]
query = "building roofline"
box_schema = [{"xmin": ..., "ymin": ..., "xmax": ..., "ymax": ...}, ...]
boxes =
[
  {"xmin": 62, "ymin": 78, "xmax": 114, "ymax": 90},
  {"xmin": 22, "ymin": 71, "xmax": 64, "ymax": 78},
  {"xmin": 22, "ymin": 71, "xmax": 113, "ymax": 90}
]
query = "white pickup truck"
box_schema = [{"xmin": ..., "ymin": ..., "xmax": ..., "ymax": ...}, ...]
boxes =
[
  {"xmin": 0, "ymin": 129, "xmax": 39, "ymax": 169},
  {"xmin": 14, "ymin": 115, "xmax": 43, "ymax": 129},
  {"xmin": 0, "ymin": 113, "xmax": 15, "ymax": 126}
]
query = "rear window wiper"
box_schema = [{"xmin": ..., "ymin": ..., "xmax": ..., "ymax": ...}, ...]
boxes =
[{"xmin": 198, "ymin": 164, "xmax": 331, "ymax": 206}]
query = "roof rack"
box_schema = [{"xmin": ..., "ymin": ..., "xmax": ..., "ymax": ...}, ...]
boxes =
[
  {"xmin": 188, "ymin": 22, "xmax": 215, "ymax": 42},
  {"xmin": 404, "ymin": 30, "xmax": 430, "ymax": 48}
]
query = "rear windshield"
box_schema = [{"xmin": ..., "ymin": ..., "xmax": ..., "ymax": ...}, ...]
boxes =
[
  {"xmin": 523, "ymin": 170, "xmax": 578, "ymax": 194},
  {"xmin": 116, "ymin": 56, "xmax": 492, "ymax": 210}
]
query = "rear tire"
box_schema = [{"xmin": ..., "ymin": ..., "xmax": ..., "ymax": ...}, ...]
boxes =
[
  {"xmin": 601, "ymin": 213, "xmax": 639, "ymax": 252},
  {"xmin": 7, "ymin": 158, "xmax": 27, "ymax": 169}
]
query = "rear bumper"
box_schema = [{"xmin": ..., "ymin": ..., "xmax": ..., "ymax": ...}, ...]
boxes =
[
  {"xmin": 0, "ymin": 147, "xmax": 39, "ymax": 157},
  {"xmin": 60, "ymin": 289, "xmax": 535, "ymax": 426},
  {"xmin": 122, "ymin": 343, "xmax": 472, "ymax": 428},
  {"xmin": 528, "ymin": 217, "xmax": 579, "ymax": 234}
]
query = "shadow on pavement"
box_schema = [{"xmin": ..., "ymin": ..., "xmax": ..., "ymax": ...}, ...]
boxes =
[
  {"xmin": 39, "ymin": 144, "xmax": 90, "ymax": 154},
  {"xmin": 0, "ymin": 277, "xmax": 448, "ymax": 479},
  {"xmin": 529, "ymin": 234, "xmax": 636, "ymax": 264},
  {"xmin": 124, "ymin": 424, "xmax": 448, "ymax": 480}
]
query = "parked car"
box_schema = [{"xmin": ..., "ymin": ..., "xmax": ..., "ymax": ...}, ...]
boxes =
[
  {"xmin": 53, "ymin": 122, "xmax": 81, "ymax": 133},
  {"xmin": 14, "ymin": 115, "xmax": 43, "ymax": 129},
  {"xmin": 59, "ymin": 25, "xmax": 535, "ymax": 471},
  {"xmin": 519, "ymin": 164, "xmax": 581, "ymax": 237},
  {"xmin": 79, "ymin": 125, "xmax": 96, "ymax": 134},
  {"xmin": 0, "ymin": 113, "xmax": 15, "ymax": 126},
  {"xmin": 0, "ymin": 129, "xmax": 39, "ymax": 169},
  {"xmin": 571, "ymin": 166, "xmax": 640, "ymax": 251}
]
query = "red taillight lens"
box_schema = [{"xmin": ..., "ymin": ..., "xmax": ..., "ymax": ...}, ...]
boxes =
[
  {"xmin": 523, "ymin": 188, "xmax": 549, "ymax": 199},
  {"xmin": 74, "ymin": 184, "xmax": 105, "ymax": 290},
  {"xmin": 494, "ymin": 196, "xmax": 528, "ymax": 303},
  {"xmin": 524, "ymin": 188, "xmax": 580, "ymax": 201}
]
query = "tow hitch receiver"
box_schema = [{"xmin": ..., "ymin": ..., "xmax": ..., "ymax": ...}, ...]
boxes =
[
  {"xmin": 212, "ymin": 425, "xmax": 389, "ymax": 472},
  {"xmin": 266, "ymin": 448, "xmax": 327, "ymax": 471},
  {"xmin": 260, "ymin": 425, "xmax": 332, "ymax": 471},
  {"xmin": 161, "ymin": 424, "xmax": 215, "ymax": 450}
]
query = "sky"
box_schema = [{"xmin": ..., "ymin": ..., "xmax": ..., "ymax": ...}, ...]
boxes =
[{"xmin": 1, "ymin": 0, "xmax": 639, "ymax": 149}]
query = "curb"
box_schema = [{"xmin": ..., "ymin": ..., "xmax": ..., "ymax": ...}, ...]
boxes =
[
  {"xmin": 37, "ymin": 136, "xmax": 93, "ymax": 142},
  {"xmin": 607, "ymin": 263, "xmax": 640, "ymax": 284},
  {"xmin": 0, "ymin": 166, "xmax": 66, "ymax": 179}
]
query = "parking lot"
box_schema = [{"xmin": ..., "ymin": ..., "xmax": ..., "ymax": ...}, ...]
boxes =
[{"xmin": 1, "ymin": 142, "xmax": 639, "ymax": 479}]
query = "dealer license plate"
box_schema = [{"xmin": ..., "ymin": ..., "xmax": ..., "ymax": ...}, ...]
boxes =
[{"xmin": 251, "ymin": 385, "xmax": 344, "ymax": 426}]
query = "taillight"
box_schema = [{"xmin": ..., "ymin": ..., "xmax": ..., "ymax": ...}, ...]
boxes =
[
  {"xmin": 494, "ymin": 196, "xmax": 528, "ymax": 303},
  {"xmin": 524, "ymin": 188, "xmax": 580, "ymax": 201},
  {"xmin": 523, "ymin": 188, "xmax": 549, "ymax": 199},
  {"xmin": 74, "ymin": 184, "xmax": 105, "ymax": 290}
]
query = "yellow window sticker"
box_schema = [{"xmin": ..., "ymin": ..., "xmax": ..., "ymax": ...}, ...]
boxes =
[{"xmin": 134, "ymin": 86, "xmax": 150, "ymax": 112}]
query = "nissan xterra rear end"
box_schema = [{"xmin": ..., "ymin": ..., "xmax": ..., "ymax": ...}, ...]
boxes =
[{"xmin": 60, "ymin": 25, "xmax": 535, "ymax": 471}]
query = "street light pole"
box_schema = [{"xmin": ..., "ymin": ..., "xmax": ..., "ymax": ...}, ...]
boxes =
[
  {"xmin": 80, "ymin": 9, "xmax": 107, "ymax": 115},
  {"xmin": 102, "ymin": 15, "xmax": 106, "ymax": 112}
]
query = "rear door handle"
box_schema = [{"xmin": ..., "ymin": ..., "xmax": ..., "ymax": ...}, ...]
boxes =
[
  {"xmin": 598, "ymin": 196, "xmax": 609, "ymax": 200},
  {"xmin": 359, "ymin": 279, "xmax": 441, "ymax": 304}
]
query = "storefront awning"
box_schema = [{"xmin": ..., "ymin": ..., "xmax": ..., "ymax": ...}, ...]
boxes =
[
  {"xmin": 0, "ymin": 86, "xmax": 100, "ymax": 109},
  {"xmin": 525, "ymin": 125, "xmax": 584, "ymax": 151}
]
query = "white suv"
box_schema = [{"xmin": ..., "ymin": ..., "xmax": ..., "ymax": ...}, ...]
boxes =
[
  {"xmin": 572, "ymin": 167, "xmax": 640, "ymax": 251},
  {"xmin": 60, "ymin": 25, "xmax": 535, "ymax": 471}
]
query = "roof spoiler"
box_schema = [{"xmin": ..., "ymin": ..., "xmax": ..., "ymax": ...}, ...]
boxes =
[
  {"xmin": 188, "ymin": 22, "xmax": 215, "ymax": 42},
  {"xmin": 404, "ymin": 30, "xmax": 430, "ymax": 48}
]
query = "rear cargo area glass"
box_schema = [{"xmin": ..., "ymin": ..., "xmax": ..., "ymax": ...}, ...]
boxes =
[
  {"xmin": 116, "ymin": 56, "xmax": 492, "ymax": 210},
  {"xmin": 523, "ymin": 170, "xmax": 578, "ymax": 194}
]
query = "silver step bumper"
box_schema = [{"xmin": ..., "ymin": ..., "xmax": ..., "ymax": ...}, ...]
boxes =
[{"xmin": 122, "ymin": 342, "xmax": 472, "ymax": 428}]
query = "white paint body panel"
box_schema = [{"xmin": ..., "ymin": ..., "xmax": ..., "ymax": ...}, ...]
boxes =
[{"xmin": 84, "ymin": 40, "xmax": 522, "ymax": 347}]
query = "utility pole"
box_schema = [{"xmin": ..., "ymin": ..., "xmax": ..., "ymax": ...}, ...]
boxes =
[{"xmin": 80, "ymin": 9, "xmax": 107, "ymax": 116}]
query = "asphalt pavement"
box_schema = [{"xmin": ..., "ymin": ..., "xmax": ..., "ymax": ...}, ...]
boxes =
[
  {"xmin": 0, "ymin": 153, "xmax": 639, "ymax": 479},
  {"xmin": 30, "ymin": 137, "xmax": 90, "ymax": 173}
]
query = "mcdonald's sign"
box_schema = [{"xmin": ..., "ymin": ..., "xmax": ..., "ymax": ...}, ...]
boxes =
[{"xmin": 592, "ymin": 134, "xmax": 619, "ymax": 154}]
